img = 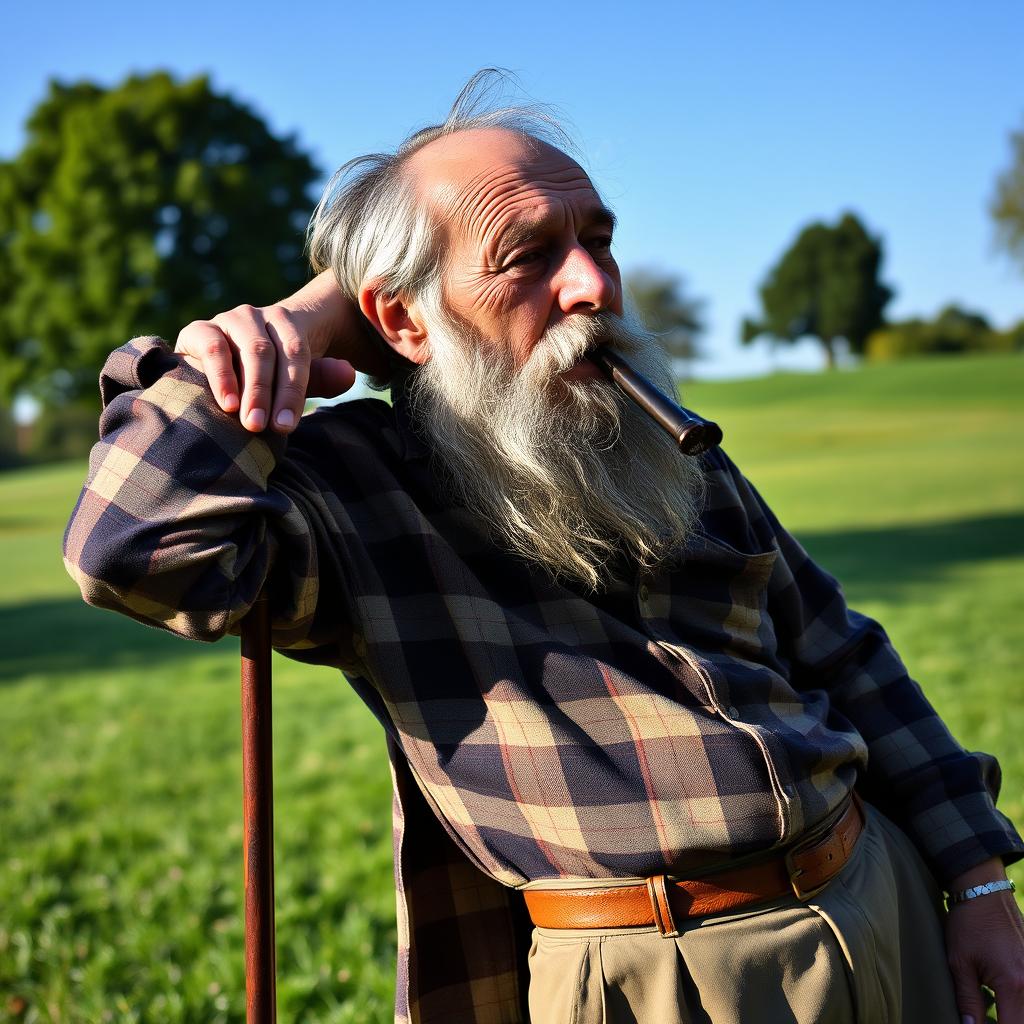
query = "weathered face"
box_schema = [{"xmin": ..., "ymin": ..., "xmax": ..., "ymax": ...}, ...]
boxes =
[
  {"xmin": 409, "ymin": 128, "xmax": 623, "ymax": 381},
  {"xmin": 401, "ymin": 130, "xmax": 704, "ymax": 589}
]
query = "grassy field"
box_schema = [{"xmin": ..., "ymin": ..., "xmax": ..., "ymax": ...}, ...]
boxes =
[{"xmin": 1, "ymin": 352, "xmax": 1022, "ymax": 1022}]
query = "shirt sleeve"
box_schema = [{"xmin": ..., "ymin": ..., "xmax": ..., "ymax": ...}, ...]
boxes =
[
  {"xmin": 715, "ymin": 450, "xmax": 1024, "ymax": 885},
  {"xmin": 63, "ymin": 336, "xmax": 358, "ymax": 661}
]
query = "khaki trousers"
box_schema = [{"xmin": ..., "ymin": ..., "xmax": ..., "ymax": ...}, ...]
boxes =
[{"xmin": 527, "ymin": 804, "xmax": 959, "ymax": 1023}]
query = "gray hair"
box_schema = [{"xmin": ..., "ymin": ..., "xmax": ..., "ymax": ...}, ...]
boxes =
[{"xmin": 306, "ymin": 69, "xmax": 576, "ymax": 386}]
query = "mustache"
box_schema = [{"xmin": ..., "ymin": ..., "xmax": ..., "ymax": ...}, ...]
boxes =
[{"xmin": 524, "ymin": 310, "xmax": 651, "ymax": 381}]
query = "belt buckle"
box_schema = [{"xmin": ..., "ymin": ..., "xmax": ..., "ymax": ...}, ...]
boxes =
[
  {"xmin": 784, "ymin": 795, "xmax": 857, "ymax": 900},
  {"xmin": 786, "ymin": 846, "xmax": 842, "ymax": 902},
  {"xmin": 784, "ymin": 846, "xmax": 820, "ymax": 901},
  {"xmin": 785, "ymin": 823, "xmax": 832, "ymax": 901}
]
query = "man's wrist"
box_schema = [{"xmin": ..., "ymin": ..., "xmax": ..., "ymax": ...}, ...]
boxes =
[
  {"xmin": 947, "ymin": 855, "xmax": 1009, "ymax": 894},
  {"xmin": 279, "ymin": 270, "xmax": 355, "ymax": 360}
]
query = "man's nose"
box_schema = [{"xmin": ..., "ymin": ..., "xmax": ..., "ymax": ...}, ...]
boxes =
[{"xmin": 554, "ymin": 245, "xmax": 617, "ymax": 315}]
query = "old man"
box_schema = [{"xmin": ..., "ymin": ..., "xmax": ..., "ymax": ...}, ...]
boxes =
[{"xmin": 65, "ymin": 71, "xmax": 1024, "ymax": 1023}]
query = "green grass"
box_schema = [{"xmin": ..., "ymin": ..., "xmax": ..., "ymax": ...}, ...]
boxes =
[
  {"xmin": 1, "ymin": 471, "xmax": 397, "ymax": 1022},
  {"xmin": 1, "ymin": 352, "xmax": 1022, "ymax": 1022}
]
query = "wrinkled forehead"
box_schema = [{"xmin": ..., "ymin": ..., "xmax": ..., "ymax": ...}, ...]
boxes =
[{"xmin": 406, "ymin": 127, "xmax": 602, "ymax": 249}]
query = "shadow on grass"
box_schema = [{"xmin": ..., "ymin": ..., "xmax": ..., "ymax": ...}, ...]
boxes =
[
  {"xmin": 796, "ymin": 510, "xmax": 1024, "ymax": 599},
  {"xmin": 0, "ymin": 597, "xmax": 228, "ymax": 683}
]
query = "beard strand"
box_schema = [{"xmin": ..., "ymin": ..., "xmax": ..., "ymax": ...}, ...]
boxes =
[{"xmin": 404, "ymin": 304, "xmax": 706, "ymax": 592}]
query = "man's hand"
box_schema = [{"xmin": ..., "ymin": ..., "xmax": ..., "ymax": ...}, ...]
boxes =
[
  {"xmin": 945, "ymin": 858, "xmax": 1024, "ymax": 1023},
  {"xmin": 175, "ymin": 271, "xmax": 360, "ymax": 433}
]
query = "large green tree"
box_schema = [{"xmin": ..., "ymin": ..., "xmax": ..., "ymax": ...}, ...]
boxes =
[
  {"xmin": 742, "ymin": 212, "xmax": 893, "ymax": 369},
  {"xmin": 0, "ymin": 72, "xmax": 320, "ymax": 406},
  {"xmin": 624, "ymin": 268, "xmax": 705, "ymax": 377},
  {"xmin": 991, "ymin": 117, "xmax": 1024, "ymax": 274}
]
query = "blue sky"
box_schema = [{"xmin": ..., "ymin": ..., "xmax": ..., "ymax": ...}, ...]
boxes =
[{"xmin": 3, "ymin": 0, "xmax": 1022, "ymax": 378}]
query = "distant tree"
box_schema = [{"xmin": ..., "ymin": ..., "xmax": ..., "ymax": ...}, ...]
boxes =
[
  {"xmin": 624, "ymin": 268, "xmax": 705, "ymax": 377},
  {"xmin": 991, "ymin": 118, "xmax": 1024, "ymax": 274},
  {"xmin": 1003, "ymin": 318, "xmax": 1024, "ymax": 351},
  {"xmin": 742, "ymin": 212, "xmax": 893, "ymax": 369},
  {"xmin": 866, "ymin": 304, "xmax": 1019, "ymax": 361},
  {"xmin": 0, "ymin": 404, "xmax": 23, "ymax": 470},
  {"xmin": 0, "ymin": 72, "xmax": 320, "ymax": 408}
]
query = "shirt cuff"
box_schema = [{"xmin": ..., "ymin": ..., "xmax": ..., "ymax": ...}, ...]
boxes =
[{"xmin": 889, "ymin": 751, "xmax": 1024, "ymax": 886}]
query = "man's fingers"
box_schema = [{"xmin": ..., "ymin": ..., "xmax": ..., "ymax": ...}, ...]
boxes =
[
  {"xmin": 948, "ymin": 954, "xmax": 988, "ymax": 1024},
  {"xmin": 235, "ymin": 330, "xmax": 278, "ymax": 432},
  {"xmin": 307, "ymin": 358, "xmax": 357, "ymax": 399},
  {"xmin": 175, "ymin": 322, "xmax": 240, "ymax": 412},
  {"xmin": 177, "ymin": 304, "xmax": 349, "ymax": 432},
  {"xmin": 995, "ymin": 969, "xmax": 1024, "ymax": 1024},
  {"xmin": 265, "ymin": 315, "xmax": 310, "ymax": 434}
]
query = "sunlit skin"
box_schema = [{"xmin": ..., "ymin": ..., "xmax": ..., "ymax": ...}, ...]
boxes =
[{"xmin": 360, "ymin": 128, "xmax": 623, "ymax": 382}]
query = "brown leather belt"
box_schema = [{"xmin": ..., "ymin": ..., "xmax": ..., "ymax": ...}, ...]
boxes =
[{"xmin": 523, "ymin": 794, "xmax": 864, "ymax": 937}]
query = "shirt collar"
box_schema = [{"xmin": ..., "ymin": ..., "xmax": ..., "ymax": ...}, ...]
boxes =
[{"xmin": 391, "ymin": 371, "xmax": 430, "ymax": 462}]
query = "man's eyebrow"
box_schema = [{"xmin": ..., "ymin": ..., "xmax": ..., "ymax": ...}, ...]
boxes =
[
  {"xmin": 494, "ymin": 205, "xmax": 618, "ymax": 255},
  {"xmin": 589, "ymin": 207, "xmax": 618, "ymax": 233}
]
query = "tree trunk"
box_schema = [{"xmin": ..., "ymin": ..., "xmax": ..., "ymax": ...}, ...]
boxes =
[{"xmin": 821, "ymin": 337, "xmax": 837, "ymax": 370}]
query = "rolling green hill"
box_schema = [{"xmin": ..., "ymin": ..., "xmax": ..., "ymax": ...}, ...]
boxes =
[{"xmin": 1, "ymin": 352, "xmax": 1021, "ymax": 1022}]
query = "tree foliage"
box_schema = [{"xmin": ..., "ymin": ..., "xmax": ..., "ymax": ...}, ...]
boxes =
[
  {"xmin": 0, "ymin": 72, "xmax": 320, "ymax": 406},
  {"xmin": 742, "ymin": 212, "xmax": 893, "ymax": 368},
  {"xmin": 866, "ymin": 304, "xmax": 1022, "ymax": 361},
  {"xmin": 991, "ymin": 118, "xmax": 1024, "ymax": 274},
  {"xmin": 624, "ymin": 268, "xmax": 705, "ymax": 375}
]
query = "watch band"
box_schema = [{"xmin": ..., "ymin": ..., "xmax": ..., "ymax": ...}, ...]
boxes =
[{"xmin": 947, "ymin": 879, "xmax": 1016, "ymax": 905}]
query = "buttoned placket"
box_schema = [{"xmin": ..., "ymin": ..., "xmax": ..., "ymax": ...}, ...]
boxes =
[
  {"xmin": 634, "ymin": 568, "xmax": 722, "ymax": 715},
  {"xmin": 633, "ymin": 567, "xmax": 795, "ymax": 842}
]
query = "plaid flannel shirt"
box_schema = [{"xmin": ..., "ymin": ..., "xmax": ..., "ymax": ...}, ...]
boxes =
[{"xmin": 65, "ymin": 338, "xmax": 1023, "ymax": 1024}]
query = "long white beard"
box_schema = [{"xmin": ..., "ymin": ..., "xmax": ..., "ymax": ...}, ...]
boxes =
[{"xmin": 404, "ymin": 304, "xmax": 706, "ymax": 591}]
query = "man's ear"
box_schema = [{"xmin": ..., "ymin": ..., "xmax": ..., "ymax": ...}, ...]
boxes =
[{"xmin": 358, "ymin": 283, "xmax": 430, "ymax": 366}]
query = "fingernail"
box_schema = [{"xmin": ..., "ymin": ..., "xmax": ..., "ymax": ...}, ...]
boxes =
[
  {"xmin": 247, "ymin": 409, "xmax": 266, "ymax": 431},
  {"xmin": 223, "ymin": 393, "xmax": 239, "ymax": 412},
  {"xmin": 275, "ymin": 409, "xmax": 295, "ymax": 429}
]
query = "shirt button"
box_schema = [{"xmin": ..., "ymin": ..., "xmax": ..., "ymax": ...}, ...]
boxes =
[
  {"xmin": 727, "ymin": 705, "xmax": 739, "ymax": 719},
  {"xmin": 638, "ymin": 584, "xmax": 650, "ymax": 603}
]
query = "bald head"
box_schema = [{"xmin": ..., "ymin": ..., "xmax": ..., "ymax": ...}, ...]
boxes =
[
  {"xmin": 405, "ymin": 128, "xmax": 609, "ymax": 265},
  {"xmin": 406, "ymin": 127, "xmax": 575, "ymax": 214}
]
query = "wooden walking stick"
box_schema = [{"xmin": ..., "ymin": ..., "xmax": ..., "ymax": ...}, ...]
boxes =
[{"xmin": 240, "ymin": 593, "xmax": 277, "ymax": 1023}]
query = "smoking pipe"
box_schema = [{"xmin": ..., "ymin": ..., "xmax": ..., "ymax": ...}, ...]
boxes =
[{"xmin": 589, "ymin": 348, "xmax": 723, "ymax": 456}]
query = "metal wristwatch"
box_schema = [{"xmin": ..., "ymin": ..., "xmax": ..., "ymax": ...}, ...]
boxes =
[{"xmin": 946, "ymin": 879, "xmax": 1017, "ymax": 906}]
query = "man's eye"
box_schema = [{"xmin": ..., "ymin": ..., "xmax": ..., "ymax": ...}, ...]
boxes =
[
  {"xmin": 589, "ymin": 235, "xmax": 614, "ymax": 254},
  {"xmin": 504, "ymin": 251, "xmax": 544, "ymax": 272}
]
